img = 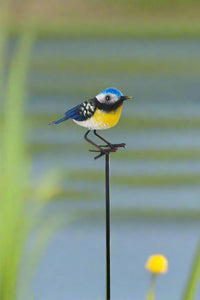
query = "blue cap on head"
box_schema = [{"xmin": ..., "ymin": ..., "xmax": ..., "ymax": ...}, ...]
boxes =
[{"xmin": 99, "ymin": 87, "xmax": 122, "ymax": 98}]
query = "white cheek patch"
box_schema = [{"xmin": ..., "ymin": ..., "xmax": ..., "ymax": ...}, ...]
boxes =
[{"xmin": 96, "ymin": 93, "xmax": 118, "ymax": 104}]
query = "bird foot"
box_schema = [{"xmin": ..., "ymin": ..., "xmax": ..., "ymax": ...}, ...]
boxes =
[
  {"xmin": 110, "ymin": 143, "xmax": 126, "ymax": 149},
  {"xmin": 89, "ymin": 143, "xmax": 126, "ymax": 159},
  {"xmin": 97, "ymin": 143, "xmax": 126, "ymax": 149}
]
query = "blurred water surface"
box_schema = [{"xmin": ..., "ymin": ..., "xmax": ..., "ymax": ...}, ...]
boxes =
[{"xmin": 27, "ymin": 38, "xmax": 200, "ymax": 299}]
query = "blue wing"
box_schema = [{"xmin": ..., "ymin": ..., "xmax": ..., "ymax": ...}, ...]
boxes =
[
  {"xmin": 65, "ymin": 104, "xmax": 84, "ymax": 121},
  {"xmin": 49, "ymin": 100, "xmax": 97, "ymax": 125}
]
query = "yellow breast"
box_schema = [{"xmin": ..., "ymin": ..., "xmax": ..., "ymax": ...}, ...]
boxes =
[
  {"xmin": 91, "ymin": 105, "xmax": 122, "ymax": 129},
  {"xmin": 73, "ymin": 105, "xmax": 123, "ymax": 130}
]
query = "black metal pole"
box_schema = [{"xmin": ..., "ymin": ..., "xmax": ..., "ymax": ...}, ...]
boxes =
[
  {"xmin": 84, "ymin": 130, "xmax": 126, "ymax": 299},
  {"xmin": 105, "ymin": 153, "xmax": 110, "ymax": 300}
]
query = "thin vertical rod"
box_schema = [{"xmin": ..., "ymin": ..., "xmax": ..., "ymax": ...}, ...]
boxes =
[{"xmin": 105, "ymin": 153, "xmax": 111, "ymax": 300}]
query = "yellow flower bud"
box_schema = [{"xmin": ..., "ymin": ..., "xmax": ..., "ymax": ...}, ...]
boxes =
[{"xmin": 145, "ymin": 254, "xmax": 168, "ymax": 274}]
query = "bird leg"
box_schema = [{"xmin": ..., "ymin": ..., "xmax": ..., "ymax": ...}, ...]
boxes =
[
  {"xmin": 84, "ymin": 130, "xmax": 115, "ymax": 159},
  {"xmin": 93, "ymin": 130, "xmax": 126, "ymax": 149},
  {"xmin": 84, "ymin": 130, "xmax": 126, "ymax": 159},
  {"xmin": 84, "ymin": 130, "xmax": 106, "ymax": 152}
]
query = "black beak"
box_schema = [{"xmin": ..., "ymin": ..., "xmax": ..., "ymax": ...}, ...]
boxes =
[{"xmin": 120, "ymin": 96, "xmax": 133, "ymax": 101}]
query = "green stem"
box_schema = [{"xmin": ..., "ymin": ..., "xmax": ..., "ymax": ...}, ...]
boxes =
[
  {"xmin": 146, "ymin": 274, "xmax": 157, "ymax": 300},
  {"xmin": 182, "ymin": 240, "xmax": 200, "ymax": 300}
]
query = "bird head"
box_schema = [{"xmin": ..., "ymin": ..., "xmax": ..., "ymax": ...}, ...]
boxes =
[{"xmin": 89, "ymin": 88, "xmax": 132, "ymax": 112}]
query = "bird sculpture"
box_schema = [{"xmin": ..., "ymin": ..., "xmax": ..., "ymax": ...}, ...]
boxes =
[{"xmin": 50, "ymin": 87, "xmax": 132, "ymax": 159}]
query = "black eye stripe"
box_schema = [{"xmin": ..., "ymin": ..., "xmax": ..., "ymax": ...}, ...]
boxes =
[{"xmin": 105, "ymin": 95, "xmax": 111, "ymax": 101}]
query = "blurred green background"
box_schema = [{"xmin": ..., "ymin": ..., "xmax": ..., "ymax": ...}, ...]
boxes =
[{"xmin": 1, "ymin": 0, "xmax": 200, "ymax": 299}]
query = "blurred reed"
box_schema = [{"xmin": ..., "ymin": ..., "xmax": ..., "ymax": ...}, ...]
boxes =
[
  {"xmin": 182, "ymin": 241, "xmax": 200, "ymax": 300},
  {"xmin": 0, "ymin": 5, "xmax": 63, "ymax": 300}
]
